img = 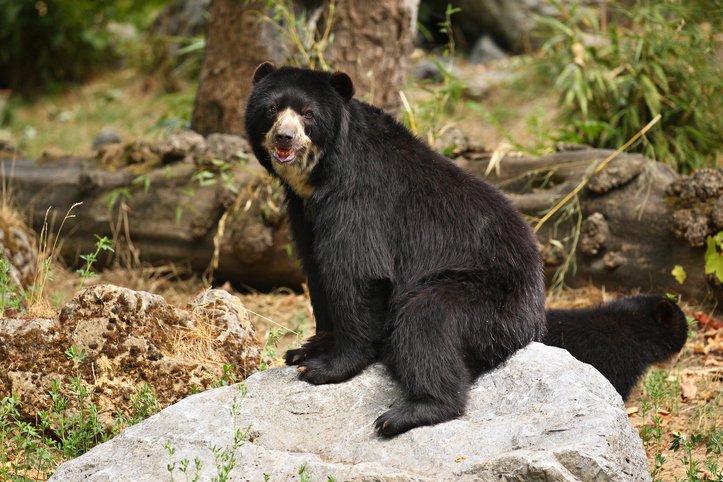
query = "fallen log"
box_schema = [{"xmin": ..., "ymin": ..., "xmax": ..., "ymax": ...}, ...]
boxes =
[{"xmin": 3, "ymin": 141, "xmax": 713, "ymax": 302}]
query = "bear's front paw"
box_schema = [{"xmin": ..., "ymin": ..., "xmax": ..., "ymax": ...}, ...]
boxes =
[
  {"xmin": 283, "ymin": 348, "xmax": 303, "ymax": 365},
  {"xmin": 297, "ymin": 356, "xmax": 338, "ymax": 384}
]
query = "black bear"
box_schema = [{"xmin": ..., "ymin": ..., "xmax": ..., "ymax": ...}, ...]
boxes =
[
  {"xmin": 244, "ymin": 62, "xmax": 546, "ymax": 436},
  {"xmin": 543, "ymin": 295, "xmax": 688, "ymax": 400}
]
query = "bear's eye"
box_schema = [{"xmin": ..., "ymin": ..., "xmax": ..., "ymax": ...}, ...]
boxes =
[
  {"xmin": 304, "ymin": 111, "xmax": 314, "ymax": 120},
  {"xmin": 269, "ymin": 105, "xmax": 277, "ymax": 114}
]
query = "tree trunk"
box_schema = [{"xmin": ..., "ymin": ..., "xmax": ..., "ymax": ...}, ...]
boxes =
[
  {"xmin": 191, "ymin": 0, "xmax": 283, "ymax": 136},
  {"xmin": 191, "ymin": 0, "xmax": 419, "ymax": 135},
  {"xmin": 321, "ymin": 0, "xmax": 419, "ymax": 115}
]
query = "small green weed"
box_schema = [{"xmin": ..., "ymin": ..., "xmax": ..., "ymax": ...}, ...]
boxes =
[
  {"xmin": 113, "ymin": 383, "xmax": 161, "ymax": 434},
  {"xmin": 76, "ymin": 234, "xmax": 115, "ymax": 291},
  {"xmin": 259, "ymin": 328, "xmax": 285, "ymax": 371},
  {"xmin": 640, "ymin": 368, "xmax": 681, "ymax": 480},
  {"xmin": 401, "ymin": 5, "xmax": 465, "ymax": 147},
  {"xmin": 0, "ymin": 249, "xmax": 24, "ymax": 317},
  {"xmin": 211, "ymin": 365, "xmax": 238, "ymax": 389},
  {"xmin": 0, "ymin": 394, "xmax": 59, "ymax": 481},
  {"xmin": 39, "ymin": 346, "xmax": 110, "ymax": 459}
]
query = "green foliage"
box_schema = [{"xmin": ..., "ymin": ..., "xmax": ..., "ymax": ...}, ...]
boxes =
[
  {"xmin": 76, "ymin": 234, "xmax": 115, "ymax": 291},
  {"xmin": 640, "ymin": 368, "xmax": 681, "ymax": 480},
  {"xmin": 401, "ymin": 5, "xmax": 465, "ymax": 146},
  {"xmin": 1, "ymin": 394, "xmax": 59, "ymax": 481},
  {"xmin": 0, "ymin": 249, "xmax": 24, "ymax": 318},
  {"xmin": 39, "ymin": 347, "xmax": 110, "ymax": 459},
  {"xmin": 537, "ymin": 0, "xmax": 723, "ymax": 173},
  {"xmin": 0, "ymin": 0, "xmax": 168, "ymax": 96},
  {"xmin": 670, "ymin": 431, "xmax": 723, "ymax": 482},
  {"xmin": 211, "ymin": 365, "xmax": 238, "ymax": 389},
  {"xmin": 113, "ymin": 383, "xmax": 161, "ymax": 433},
  {"xmin": 259, "ymin": 328, "xmax": 284, "ymax": 371},
  {"xmin": 706, "ymin": 232, "xmax": 723, "ymax": 283},
  {"xmin": 255, "ymin": 0, "xmax": 336, "ymax": 70}
]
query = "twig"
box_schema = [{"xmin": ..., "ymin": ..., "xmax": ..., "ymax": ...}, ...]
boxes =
[{"xmin": 534, "ymin": 113, "xmax": 662, "ymax": 232}]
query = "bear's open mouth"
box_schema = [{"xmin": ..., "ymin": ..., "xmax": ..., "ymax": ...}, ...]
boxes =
[{"xmin": 274, "ymin": 147, "xmax": 297, "ymax": 163}]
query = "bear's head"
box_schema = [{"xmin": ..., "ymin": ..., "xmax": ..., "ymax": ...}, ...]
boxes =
[{"xmin": 244, "ymin": 62, "xmax": 355, "ymax": 198}]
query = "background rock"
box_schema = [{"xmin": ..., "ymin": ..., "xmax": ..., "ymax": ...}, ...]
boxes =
[{"xmin": 49, "ymin": 343, "xmax": 652, "ymax": 482}]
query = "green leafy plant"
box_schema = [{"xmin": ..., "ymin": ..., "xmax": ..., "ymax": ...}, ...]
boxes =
[
  {"xmin": 401, "ymin": 4, "xmax": 465, "ymax": 147},
  {"xmin": 39, "ymin": 346, "xmax": 110, "ymax": 459},
  {"xmin": 1, "ymin": 394, "xmax": 59, "ymax": 481},
  {"xmin": 113, "ymin": 383, "xmax": 161, "ymax": 433},
  {"xmin": 0, "ymin": 249, "xmax": 24, "ymax": 317},
  {"xmin": 259, "ymin": 328, "xmax": 284, "ymax": 371},
  {"xmin": 211, "ymin": 365, "xmax": 238, "ymax": 389},
  {"xmin": 76, "ymin": 234, "xmax": 115, "ymax": 291},
  {"xmin": 705, "ymin": 232, "xmax": 723, "ymax": 283},
  {"xmin": 255, "ymin": 0, "xmax": 336, "ymax": 71},
  {"xmin": 671, "ymin": 432, "xmax": 704, "ymax": 482},
  {"xmin": 640, "ymin": 368, "xmax": 681, "ymax": 481},
  {"xmin": 537, "ymin": 0, "xmax": 723, "ymax": 173}
]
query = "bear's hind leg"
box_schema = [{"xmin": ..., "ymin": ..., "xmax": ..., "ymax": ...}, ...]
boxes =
[{"xmin": 376, "ymin": 284, "xmax": 473, "ymax": 436}]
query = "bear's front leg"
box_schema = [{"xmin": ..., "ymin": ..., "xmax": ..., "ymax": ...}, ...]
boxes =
[
  {"xmin": 294, "ymin": 277, "xmax": 389, "ymax": 384},
  {"xmin": 296, "ymin": 335, "xmax": 378, "ymax": 384}
]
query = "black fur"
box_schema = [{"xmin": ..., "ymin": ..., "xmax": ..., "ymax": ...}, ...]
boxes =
[
  {"xmin": 245, "ymin": 63, "xmax": 546, "ymax": 436},
  {"xmin": 543, "ymin": 295, "xmax": 688, "ymax": 401}
]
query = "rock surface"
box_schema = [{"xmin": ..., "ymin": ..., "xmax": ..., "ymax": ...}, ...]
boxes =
[
  {"xmin": 49, "ymin": 343, "xmax": 652, "ymax": 482},
  {"xmin": 0, "ymin": 285, "xmax": 260, "ymax": 423}
]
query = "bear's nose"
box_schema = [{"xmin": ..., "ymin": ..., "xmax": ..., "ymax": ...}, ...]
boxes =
[{"xmin": 275, "ymin": 128, "xmax": 295, "ymax": 145}]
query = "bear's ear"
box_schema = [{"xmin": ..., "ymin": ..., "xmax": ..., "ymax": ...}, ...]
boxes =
[
  {"xmin": 253, "ymin": 62, "xmax": 277, "ymax": 85},
  {"xmin": 329, "ymin": 72, "xmax": 355, "ymax": 101},
  {"xmin": 655, "ymin": 299, "xmax": 678, "ymax": 329}
]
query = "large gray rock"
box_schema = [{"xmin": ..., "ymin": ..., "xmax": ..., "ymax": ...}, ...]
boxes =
[{"xmin": 49, "ymin": 342, "xmax": 651, "ymax": 481}]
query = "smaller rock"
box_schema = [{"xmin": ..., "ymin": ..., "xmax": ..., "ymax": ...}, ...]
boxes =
[
  {"xmin": 40, "ymin": 147, "xmax": 67, "ymax": 162},
  {"xmin": 192, "ymin": 133, "xmax": 251, "ymax": 167},
  {"xmin": 711, "ymin": 197, "xmax": 723, "ymax": 231},
  {"xmin": 410, "ymin": 59, "xmax": 445, "ymax": 83},
  {"xmin": 434, "ymin": 126, "xmax": 469, "ymax": 156},
  {"xmin": 672, "ymin": 209, "xmax": 711, "ymax": 247},
  {"xmin": 587, "ymin": 156, "xmax": 646, "ymax": 194},
  {"xmin": 541, "ymin": 242, "xmax": 566, "ymax": 267},
  {"xmin": 154, "ymin": 130, "xmax": 206, "ymax": 163},
  {"xmin": 667, "ymin": 168, "xmax": 723, "ymax": 199},
  {"xmin": 92, "ymin": 129, "xmax": 123, "ymax": 150},
  {"xmin": 0, "ymin": 140, "xmax": 23, "ymax": 160},
  {"xmin": 580, "ymin": 212, "xmax": 609, "ymax": 256},
  {"xmin": 603, "ymin": 251, "xmax": 627, "ymax": 269},
  {"xmin": 468, "ymin": 35, "xmax": 507, "ymax": 65}
]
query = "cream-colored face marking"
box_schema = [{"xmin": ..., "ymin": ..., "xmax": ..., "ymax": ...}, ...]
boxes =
[{"xmin": 264, "ymin": 108, "xmax": 319, "ymax": 199}]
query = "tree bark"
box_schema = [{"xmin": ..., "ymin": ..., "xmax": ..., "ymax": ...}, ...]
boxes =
[
  {"xmin": 191, "ymin": 0, "xmax": 419, "ymax": 135},
  {"xmin": 191, "ymin": 0, "xmax": 283, "ymax": 136},
  {"xmin": 320, "ymin": 0, "xmax": 419, "ymax": 115},
  {"xmin": 459, "ymin": 149, "xmax": 707, "ymax": 300}
]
